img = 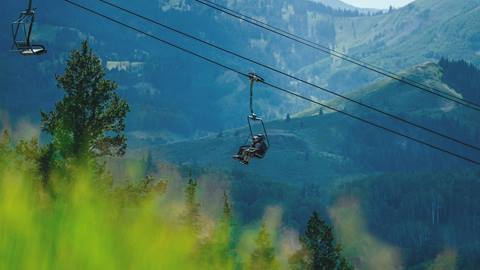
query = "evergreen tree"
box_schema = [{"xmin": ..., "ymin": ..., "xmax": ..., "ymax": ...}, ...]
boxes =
[
  {"xmin": 144, "ymin": 150, "xmax": 156, "ymax": 176},
  {"xmin": 249, "ymin": 223, "xmax": 278, "ymax": 270},
  {"xmin": 184, "ymin": 173, "xmax": 200, "ymax": 232},
  {"xmin": 286, "ymin": 113, "xmax": 291, "ymax": 122},
  {"xmin": 0, "ymin": 130, "xmax": 13, "ymax": 168},
  {"xmin": 41, "ymin": 41, "xmax": 129, "ymax": 163},
  {"xmin": 289, "ymin": 212, "xmax": 353, "ymax": 270},
  {"xmin": 0, "ymin": 130, "xmax": 41, "ymax": 180},
  {"xmin": 439, "ymin": 58, "xmax": 480, "ymax": 104},
  {"xmin": 38, "ymin": 144, "xmax": 55, "ymax": 186},
  {"xmin": 0, "ymin": 130, "xmax": 11, "ymax": 154},
  {"xmin": 203, "ymin": 191, "xmax": 235, "ymax": 269},
  {"xmin": 222, "ymin": 191, "xmax": 233, "ymax": 222},
  {"xmin": 305, "ymin": 212, "xmax": 338, "ymax": 269},
  {"xmin": 338, "ymin": 258, "xmax": 353, "ymax": 270},
  {"xmin": 219, "ymin": 191, "xmax": 234, "ymax": 250}
]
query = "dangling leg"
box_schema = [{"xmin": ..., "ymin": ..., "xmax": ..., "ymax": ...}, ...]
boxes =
[
  {"xmin": 241, "ymin": 147, "xmax": 257, "ymax": 165},
  {"xmin": 233, "ymin": 146, "xmax": 248, "ymax": 162}
]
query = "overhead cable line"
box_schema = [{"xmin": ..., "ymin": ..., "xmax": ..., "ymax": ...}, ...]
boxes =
[
  {"xmin": 63, "ymin": 0, "xmax": 480, "ymax": 165},
  {"xmin": 96, "ymin": 0, "xmax": 480, "ymax": 153},
  {"xmin": 262, "ymin": 81, "xmax": 480, "ymax": 166},
  {"xmin": 192, "ymin": 0, "xmax": 480, "ymax": 112}
]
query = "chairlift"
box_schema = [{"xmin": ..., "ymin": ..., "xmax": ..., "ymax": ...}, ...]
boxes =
[
  {"xmin": 11, "ymin": 0, "xmax": 47, "ymax": 56},
  {"xmin": 233, "ymin": 73, "xmax": 270, "ymax": 165}
]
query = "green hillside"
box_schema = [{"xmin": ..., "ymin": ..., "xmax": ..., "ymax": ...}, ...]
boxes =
[
  {"xmin": 299, "ymin": 0, "xmax": 480, "ymax": 92},
  {"xmin": 336, "ymin": 0, "xmax": 480, "ymax": 63},
  {"xmin": 145, "ymin": 60, "xmax": 480, "ymax": 269},
  {"xmin": 2, "ymin": 1, "xmax": 480, "ymax": 269},
  {"xmin": 332, "ymin": 169, "xmax": 480, "ymax": 270},
  {"xmin": 150, "ymin": 61, "xmax": 479, "ymax": 184},
  {"xmin": 3, "ymin": 0, "xmax": 480, "ymax": 142}
]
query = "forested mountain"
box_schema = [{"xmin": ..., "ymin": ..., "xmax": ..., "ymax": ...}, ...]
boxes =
[
  {"xmin": 1, "ymin": 0, "xmax": 480, "ymax": 142},
  {"xmin": 147, "ymin": 60, "xmax": 480, "ymax": 268},
  {"xmin": 300, "ymin": 0, "xmax": 480, "ymax": 92},
  {"xmin": 439, "ymin": 58, "xmax": 480, "ymax": 105},
  {"xmin": 2, "ymin": 0, "xmax": 480, "ymax": 269},
  {"xmin": 311, "ymin": 0, "xmax": 379, "ymax": 13},
  {"xmin": 151, "ymin": 61, "xmax": 480, "ymax": 182},
  {"xmin": 332, "ymin": 170, "xmax": 480, "ymax": 269},
  {"xmin": 0, "ymin": 0, "xmax": 340, "ymax": 141}
]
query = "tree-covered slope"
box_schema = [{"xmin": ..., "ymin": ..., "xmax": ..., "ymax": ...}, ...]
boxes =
[
  {"xmin": 332, "ymin": 169, "xmax": 480, "ymax": 270},
  {"xmin": 300, "ymin": 0, "xmax": 480, "ymax": 92},
  {"xmin": 150, "ymin": 62, "xmax": 480, "ymax": 183},
  {"xmin": 2, "ymin": 0, "xmax": 480, "ymax": 142},
  {"xmin": 0, "ymin": 0, "xmax": 341, "ymax": 139},
  {"xmin": 311, "ymin": 0, "xmax": 380, "ymax": 13}
]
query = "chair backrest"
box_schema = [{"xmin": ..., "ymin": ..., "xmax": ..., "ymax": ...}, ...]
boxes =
[{"xmin": 253, "ymin": 141, "xmax": 268, "ymax": 158}]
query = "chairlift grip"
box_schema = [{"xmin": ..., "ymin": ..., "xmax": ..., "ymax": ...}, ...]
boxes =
[{"xmin": 27, "ymin": 0, "xmax": 33, "ymax": 12}]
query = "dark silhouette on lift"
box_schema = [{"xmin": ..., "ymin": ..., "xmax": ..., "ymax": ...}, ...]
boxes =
[
  {"xmin": 233, "ymin": 73, "xmax": 270, "ymax": 165},
  {"xmin": 11, "ymin": 0, "xmax": 47, "ymax": 56}
]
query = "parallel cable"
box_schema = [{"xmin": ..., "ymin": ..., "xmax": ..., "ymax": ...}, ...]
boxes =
[
  {"xmin": 192, "ymin": 0, "xmax": 480, "ymax": 112},
  {"xmin": 96, "ymin": 0, "xmax": 480, "ymax": 153},
  {"xmin": 262, "ymin": 81, "xmax": 480, "ymax": 166},
  {"xmin": 64, "ymin": 0, "xmax": 249, "ymax": 77},
  {"xmin": 63, "ymin": 0, "xmax": 480, "ymax": 165}
]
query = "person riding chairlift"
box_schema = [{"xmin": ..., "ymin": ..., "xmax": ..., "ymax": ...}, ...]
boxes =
[{"xmin": 233, "ymin": 134, "xmax": 268, "ymax": 165}]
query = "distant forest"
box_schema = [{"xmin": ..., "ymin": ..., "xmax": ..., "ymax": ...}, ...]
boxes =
[
  {"xmin": 308, "ymin": 2, "xmax": 386, "ymax": 17},
  {"xmin": 333, "ymin": 170, "xmax": 480, "ymax": 269},
  {"xmin": 439, "ymin": 58, "xmax": 480, "ymax": 104}
]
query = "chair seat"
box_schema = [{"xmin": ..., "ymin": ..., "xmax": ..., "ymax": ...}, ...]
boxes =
[{"xmin": 19, "ymin": 45, "xmax": 46, "ymax": 56}]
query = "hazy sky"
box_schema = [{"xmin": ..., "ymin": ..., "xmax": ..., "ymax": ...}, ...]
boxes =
[{"xmin": 341, "ymin": 0, "xmax": 415, "ymax": 9}]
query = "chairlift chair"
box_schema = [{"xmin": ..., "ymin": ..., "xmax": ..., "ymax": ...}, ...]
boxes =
[
  {"xmin": 11, "ymin": 0, "xmax": 47, "ymax": 56},
  {"xmin": 233, "ymin": 73, "xmax": 270, "ymax": 165}
]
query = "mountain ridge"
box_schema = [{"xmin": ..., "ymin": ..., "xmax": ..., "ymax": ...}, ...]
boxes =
[
  {"xmin": 310, "ymin": 0, "xmax": 380, "ymax": 13},
  {"xmin": 148, "ymin": 61, "xmax": 479, "ymax": 183},
  {"xmin": 1, "ymin": 0, "xmax": 480, "ymax": 143}
]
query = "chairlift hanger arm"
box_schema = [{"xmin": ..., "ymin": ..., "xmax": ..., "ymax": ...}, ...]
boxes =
[
  {"xmin": 260, "ymin": 119, "xmax": 270, "ymax": 147},
  {"xmin": 246, "ymin": 73, "xmax": 269, "ymax": 146},
  {"xmin": 26, "ymin": 6, "xmax": 35, "ymax": 45},
  {"xmin": 248, "ymin": 72, "xmax": 264, "ymax": 116}
]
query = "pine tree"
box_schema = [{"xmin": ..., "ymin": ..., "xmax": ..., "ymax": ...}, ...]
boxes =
[
  {"xmin": 184, "ymin": 173, "xmax": 200, "ymax": 232},
  {"xmin": 249, "ymin": 223, "xmax": 278, "ymax": 270},
  {"xmin": 41, "ymin": 40, "xmax": 129, "ymax": 162},
  {"xmin": 204, "ymin": 191, "xmax": 235, "ymax": 269},
  {"xmin": 289, "ymin": 212, "xmax": 353, "ymax": 270},
  {"xmin": 0, "ymin": 130, "xmax": 13, "ymax": 165},
  {"xmin": 222, "ymin": 191, "xmax": 233, "ymax": 222},
  {"xmin": 338, "ymin": 257, "xmax": 354, "ymax": 270},
  {"xmin": 305, "ymin": 212, "xmax": 338, "ymax": 269},
  {"xmin": 0, "ymin": 130, "xmax": 11, "ymax": 152},
  {"xmin": 144, "ymin": 150, "xmax": 156, "ymax": 176},
  {"xmin": 219, "ymin": 192, "xmax": 234, "ymax": 248},
  {"xmin": 0, "ymin": 130, "xmax": 42, "ymax": 182}
]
